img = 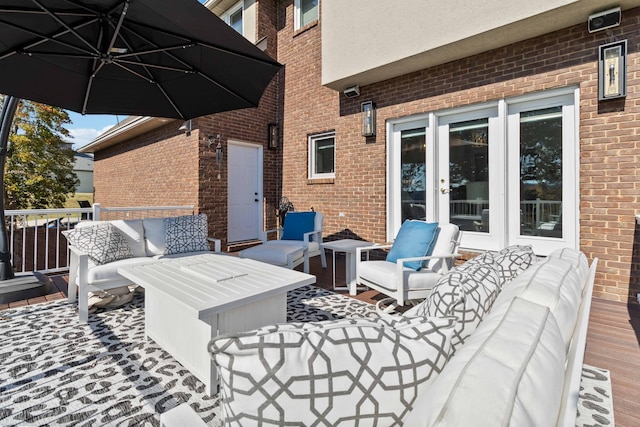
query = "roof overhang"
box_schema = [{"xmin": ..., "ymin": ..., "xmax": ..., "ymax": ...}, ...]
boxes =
[{"xmin": 78, "ymin": 116, "xmax": 176, "ymax": 153}]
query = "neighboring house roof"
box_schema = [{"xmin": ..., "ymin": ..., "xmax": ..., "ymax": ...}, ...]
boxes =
[{"xmin": 78, "ymin": 116, "xmax": 176, "ymax": 153}]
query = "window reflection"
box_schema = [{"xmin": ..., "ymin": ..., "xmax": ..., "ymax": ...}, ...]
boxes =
[{"xmin": 401, "ymin": 128, "xmax": 426, "ymax": 221}]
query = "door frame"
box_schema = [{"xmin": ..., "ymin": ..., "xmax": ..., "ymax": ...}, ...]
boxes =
[{"xmin": 227, "ymin": 139, "xmax": 264, "ymax": 243}]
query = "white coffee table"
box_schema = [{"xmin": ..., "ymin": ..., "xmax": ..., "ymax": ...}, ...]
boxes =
[
  {"xmin": 118, "ymin": 253, "xmax": 315, "ymax": 395},
  {"xmin": 322, "ymin": 239, "xmax": 373, "ymax": 291}
]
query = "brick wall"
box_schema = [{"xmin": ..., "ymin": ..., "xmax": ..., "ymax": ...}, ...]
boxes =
[{"xmin": 278, "ymin": 3, "xmax": 640, "ymax": 304}]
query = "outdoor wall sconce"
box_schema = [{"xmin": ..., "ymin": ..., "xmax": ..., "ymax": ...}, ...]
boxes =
[
  {"xmin": 361, "ymin": 101, "xmax": 376, "ymax": 137},
  {"xmin": 598, "ymin": 40, "xmax": 627, "ymax": 101},
  {"xmin": 268, "ymin": 123, "xmax": 279, "ymax": 149},
  {"xmin": 178, "ymin": 119, "xmax": 192, "ymax": 135},
  {"xmin": 208, "ymin": 134, "xmax": 223, "ymax": 165}
]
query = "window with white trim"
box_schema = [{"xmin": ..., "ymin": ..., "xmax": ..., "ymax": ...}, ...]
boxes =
[
  {"xmin": 222, "ymin": 1, "xmax": 243, "ymax": 35},
  {"xmin": 294, "ymin": 0, "xmax": 319, "ymax": 30},
  {"xmin": 308, "ymin": 132, "xmax": 335, "ymax": 179}
]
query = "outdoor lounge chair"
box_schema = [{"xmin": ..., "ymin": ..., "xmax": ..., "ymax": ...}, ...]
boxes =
[
  {"xmin": 238, "ymin": 211, "xmax": 327, "ymax": 273},
  {"xmin": 355, "ymin": 222, "xmax": 462, "ymax": 314}
]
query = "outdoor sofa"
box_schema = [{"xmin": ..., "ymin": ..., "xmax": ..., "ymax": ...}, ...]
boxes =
[
  {"xmin": 164, "ymin": 244, "xmax": 596, "ymax": 426},
  {"xmin": 63, "ymin": 214, "xmax": 221, "ymax": 322}
]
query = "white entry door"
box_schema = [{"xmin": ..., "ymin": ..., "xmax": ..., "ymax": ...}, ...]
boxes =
[{"xmin": 228, "ymin": 141, "xmax": 263, "ymax": 242}]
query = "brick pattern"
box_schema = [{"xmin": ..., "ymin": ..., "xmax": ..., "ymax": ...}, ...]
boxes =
[{"xmin": 277, "ymin": 4, "xmax": 640, "ymax": 304}]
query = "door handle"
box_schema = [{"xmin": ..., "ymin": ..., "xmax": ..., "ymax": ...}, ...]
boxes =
[
  {"xmin": 440, "ymin": 188, "xmax": 450, "ymax": 194},
  {"xmin": 254, "ymin": 199, "xmax": 259, "ymax": 202}
]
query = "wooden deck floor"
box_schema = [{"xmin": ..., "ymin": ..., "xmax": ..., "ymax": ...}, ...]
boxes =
[{"xmin": 1, "ymin": 253, "xmax": 639, "ymax": 425}]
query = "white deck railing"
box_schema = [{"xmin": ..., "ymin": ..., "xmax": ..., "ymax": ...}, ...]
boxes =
[{"xmin": 4, "ymin": 204, "xmax": 194, "ymax": 275}]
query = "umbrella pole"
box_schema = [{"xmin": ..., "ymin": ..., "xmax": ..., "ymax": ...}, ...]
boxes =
[{"xmin": 0, "ymin": 96, "xmax": 19, "ymax": 280}]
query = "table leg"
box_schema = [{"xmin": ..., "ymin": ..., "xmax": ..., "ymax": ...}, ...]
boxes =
[{"xmin": 331, "ymin": 249, "xmax": 337, "ymax": 290}]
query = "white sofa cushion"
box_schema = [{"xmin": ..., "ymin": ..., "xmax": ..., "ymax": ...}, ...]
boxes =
[
  {"xmin": 164, "ymin": 214, "xmax": 209, "ymax": 255},
  {"xmin": 404, "ymin": 297, "xmax": 566, "ymax": 427},
  {"xmin": 142, "ymin": 217, "xmax": 166, "ymax": 256},
  {"xmin": 87, "ymin": 256, "xmax": 164, "ymax": 285},
  {"xmin": 238, "ymin": 242, "xmax": 305, "ymax": 266},
  {"xmin": 357, "ymin": 260, "xmax": 442, "ymax": 291},
  {"xmin": 405, "ymin": 252, "xmax": 501, "ymax": 352},
  {"xmin": 209, "ymin": 316, "xmax": 456, "ymax": 426},
  {"xmin": 493, "ymin": 244, "xmax": 538, "ymax": 285},
  {"xmin": 63, "ymin": 223, "xmax": 133, "ymax": 265},
  {"xmin": 547, "ymin": 247, "xmax": 589, "ymax": 287},
  {"xmin": 491, "ymin": 256, "xmax": 582, "ymax": 350}
]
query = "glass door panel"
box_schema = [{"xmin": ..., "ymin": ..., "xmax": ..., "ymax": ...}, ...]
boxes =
[
  {"xmin": 401, "ymin": 128, "xmax": 427, "ymax": 222},
  {"xmin": 519, "ymin": 107, "xmax": 563, "ymax": 238},
  {"xmin": 448, "ymin": 119, "xmax": 490, "ymax": 233}
]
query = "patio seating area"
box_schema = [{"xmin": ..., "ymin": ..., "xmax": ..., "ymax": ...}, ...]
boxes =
[{"xmin": 1, "ymin": 252, "xmax": 639, "ymax": 425}]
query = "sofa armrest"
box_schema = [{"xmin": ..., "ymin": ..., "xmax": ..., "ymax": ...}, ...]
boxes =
[{"xmin": 207, "ymin": 237, "xmax": 221, "ymax": 252}]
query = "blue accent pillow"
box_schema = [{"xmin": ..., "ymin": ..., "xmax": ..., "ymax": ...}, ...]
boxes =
[
  {"xmin": 386, "ymin": 221, "xmax": 440, "ymax": 271},
  {"xmin": 281, "ymin": 212, "xmax": 316, "ymax": 241}
]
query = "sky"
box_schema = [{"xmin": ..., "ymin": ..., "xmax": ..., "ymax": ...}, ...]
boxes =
[{"xmin": 65, "ymin": 111, "xmax": 123, "ymax": 150}]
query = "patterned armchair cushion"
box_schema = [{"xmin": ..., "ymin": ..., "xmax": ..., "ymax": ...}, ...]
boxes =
[
  {"xmin": 164, "ymin": 214, "xmax": 210, "ymax": 255},
  {"xmin": 405, "ymin": 252, "xmax": 501, "ymax": 352},
  {"xmin": 493, "ymin": 244, "xmax": 538, "ymax": 285},
  {"xmin": 209, "ymin": 316, "xmax": 456, "ymax": 426},
  {"xmin": 386, "ymin": 221, "xmax": 440, "ymax": 271},
  {"xmin": 63, "ymin": 223, "xmax": 133, "ymax": 265}
]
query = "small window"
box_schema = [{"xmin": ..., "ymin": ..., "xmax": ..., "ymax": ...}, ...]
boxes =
[
  {"xmin": 222, "ymin": 1, "xmax": 243, "ymax": 35},
  {"xmin": 294, "ymin": 0, "xmax": 319, "ymax": 30},
  {"xmin": 308, "ymin": 132, "xmax": 335, "ymax": 179}
]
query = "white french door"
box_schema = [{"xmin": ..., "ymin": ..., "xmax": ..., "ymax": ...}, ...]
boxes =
[
  {"xmin": 506, "ymin": 92, "xmax": 578, "ymax": 254},
  {"xmin": 388, "ymin": 87, "xmax": 579, "ymax": 255},
  {"xmin": 436, "ymin": 106, "xmax": 504, "ymax": 251}
]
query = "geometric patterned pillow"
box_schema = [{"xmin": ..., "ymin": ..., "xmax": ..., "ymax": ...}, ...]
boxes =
[
  {"xmin": 493, "ymin": 244, "xmax": 537, "ymax": 286},
  {"xmin": 408, "ymin": 253, "xmax": 501, "ymax": 353},
  {"xmin": 209, "ymin": 316, "xmax": 456, "ymax": 426},
  {"xmin": 164, "ymin": 214, "xmax": 210, "ymax": 255},
  {"xmin": 62, "ymin": 223, "xmax": 133, "ymax": 265}
]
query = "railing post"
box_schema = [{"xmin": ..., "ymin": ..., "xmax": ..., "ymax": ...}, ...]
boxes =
[{"xmin": 93, "ymin": 203, "xmax": 101, "ymax": 221}]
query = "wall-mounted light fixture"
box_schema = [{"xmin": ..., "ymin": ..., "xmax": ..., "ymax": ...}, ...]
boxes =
[
  {"xmin": 361, "ymin": 101, "xmax": 376, "ymax": 137},
  {"xmin": 208, "ymin": 134, "xmax": 223, "ymax": 165},
  {"xmin": 598, "ymin": 40, "xmax": 627, "ymax": 101},
  {"xmin": 178, "ymin": 119, "xmax": 192, "ymax": 135},
  {"xmin": 268, "ymin": 123, "xmax": 279, "ymax": 149}
]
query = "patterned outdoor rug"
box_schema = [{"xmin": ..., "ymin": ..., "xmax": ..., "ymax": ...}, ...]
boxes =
[
  {"xmin": 577, "ymin": 365, "xmax": 615, "ymax": 426},
  {"xmin": 0, "ymin": 286, "xmax": 613, "ymax": 426}
]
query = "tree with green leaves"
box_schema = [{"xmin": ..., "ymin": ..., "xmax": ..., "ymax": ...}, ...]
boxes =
[{"xmin": 0, "ymin": 96, "xmax": 79, "ymax": 210}]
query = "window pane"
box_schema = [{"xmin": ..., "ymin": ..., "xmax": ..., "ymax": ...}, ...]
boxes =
[
  {"xmin": 300, "ymin": 0, "xmax": 318, "ymax": 27},
  {"xmin": 229, "ymin": 9, "xmax": 242, "ymax": 34},
  {"xmin": 401, "ymin": 128, "xmax": 426, "ymax": 221},
  {"xmin": 314, "ymin": 137, "xmax": 334, "ymax": 174},
  {"xmin": 519, "ymin": 107, "xmax": 563, "ymax": 238}
]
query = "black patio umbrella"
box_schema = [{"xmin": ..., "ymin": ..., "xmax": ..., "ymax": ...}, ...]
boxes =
[{"xmin": 0, "ymin": 0, "xmax": 282, "ymax": 279}]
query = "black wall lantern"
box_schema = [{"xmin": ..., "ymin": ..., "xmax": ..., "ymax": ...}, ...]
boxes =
[
  {"xmin": 361, "ymin": 101, "xmax": 376, "ymax": 137},
  {"xmin": 268, "ymin": 123, "xmax": 279, "ymax": 149},
  {"xmin": 598, "ymin": 40, "xmax": 627, "ymax": 101}
]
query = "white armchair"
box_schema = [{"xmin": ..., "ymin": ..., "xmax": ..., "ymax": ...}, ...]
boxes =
[
  {"xmin": 239, "ymin": 211, "xmax": 327, "ymax": 273},
  {"xmin": 355, "ymin": 223, "xmax": 462, "ymax": 314}
]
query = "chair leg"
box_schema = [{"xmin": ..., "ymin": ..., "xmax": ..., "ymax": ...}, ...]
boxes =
[
  {"xmin": 375, "ymin": 297, "xmax": 401, "ymax": 316},
  {"xmin": 79, "ymin": 290, "xmax": 89, "ymax": 322}
]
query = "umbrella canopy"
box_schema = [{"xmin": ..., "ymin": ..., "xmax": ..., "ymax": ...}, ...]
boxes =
[{"xmin": 0, "ymin": 0, "xmax": 282, "ymax": 119}]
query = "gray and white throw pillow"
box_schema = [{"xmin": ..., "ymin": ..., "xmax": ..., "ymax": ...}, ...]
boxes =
[
  {"xmin": 209, "ymin": 316, "xmax": 456, "ymax": 426},
  {"xmin": 164, "ymin": 214, "xmax": 209, "ymax": 255},
  {"xmin": 407, "ymin": 252, "xmax": 501, "ymax": 352},
  {"xmin": 493, "ymin": 244, "xmax": 537, "ymax": 285},
  {"xmin": 62, "ymin": 223, "xmax": 133, "ymax": 265}
]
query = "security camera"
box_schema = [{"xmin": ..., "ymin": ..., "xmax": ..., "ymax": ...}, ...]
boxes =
[
  {"xmin": 343, "ymin": 85, "xmax": 360, "ymax": 98},
  {"xmin": 588, "ymin": 7, "xmax": 621, "ymax": 33}
]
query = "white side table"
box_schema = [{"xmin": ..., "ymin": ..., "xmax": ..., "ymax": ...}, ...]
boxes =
[{"xmin": 323, "ymin": 239, "xmax": 372, "ymax": 291}]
